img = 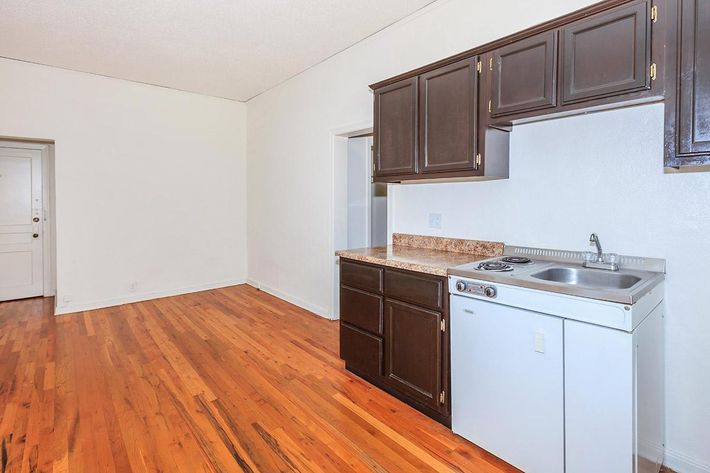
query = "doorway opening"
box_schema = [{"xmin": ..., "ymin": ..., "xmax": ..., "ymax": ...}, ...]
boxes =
[
  {"xmin": 0, "ymin": 139, "xmax": 56, "ymax": 304},
  {"xmin": 331, "ymin": 126, "xmax": 388, "ymax": 319},
  {"xmin": 345, "ymin": 134, "xmax": 387, "ymax": 249}
]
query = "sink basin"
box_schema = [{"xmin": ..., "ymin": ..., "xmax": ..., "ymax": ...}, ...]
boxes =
[{"xmin": 530, "ymin": 267, "xmax": 642, "ymax": 290}]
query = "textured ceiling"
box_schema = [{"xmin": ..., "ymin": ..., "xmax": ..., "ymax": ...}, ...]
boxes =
[{"xmin": 0, "ymin": 0, "xmax": 434, "ymax": 101}]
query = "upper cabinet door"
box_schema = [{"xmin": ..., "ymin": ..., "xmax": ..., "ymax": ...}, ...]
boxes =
[
  {"xmin": 561, "ymin": 1, "xmax": 651, "ymax": 104},
  {"xmin": 678, "ymin": 0, "xmax": 710, "ymax": 155},
  {"xmin": 491, "ymin": 31, "xmax": 558, "ymax": 117},
  {"xmin": 373, "ymin": 77, "xmax": 418, "ymax": 177},
  {"xmin": 419, "ymin": 58, "xmax": 479, "ymax": 174}
]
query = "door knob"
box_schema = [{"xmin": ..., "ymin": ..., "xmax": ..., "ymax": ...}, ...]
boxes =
[
  {"xmin": 33, "ymin": 233, "xmax": 39, "ymax": 238},
  {"xmin": 33, "ymin": 217, "xmax": 40, "ymax": 222}
]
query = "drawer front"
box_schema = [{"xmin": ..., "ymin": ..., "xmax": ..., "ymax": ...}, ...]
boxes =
[
  {"xmin": 340, "ymin": 286, "xmax": 383, "ymax": 335},
  {"xmin": 384, "ymin": 269, "xmax": 444, "ymax": 311},
  {"xmin": 340, "ymin": 323, "xmax": 383, "ymax": 377},
  {"xmin": 340, "ymin": 260, "xmax": 383, "ymax": 293}
]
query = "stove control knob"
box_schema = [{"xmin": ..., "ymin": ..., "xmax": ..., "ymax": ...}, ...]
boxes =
[
  {"xmin": 484, "ymin": 286, "xmax": 497, "ymax": 298},
  {"xmin": 455, "ymin": 281, "xmax": 467, "ymax": 292}
]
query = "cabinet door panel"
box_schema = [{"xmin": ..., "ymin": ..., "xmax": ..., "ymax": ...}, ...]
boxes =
[
  {"xmin": 492, "ymin": 31, "xmax": 557, "ymax": 116},
  {"xmin": 678, "ymin": 0, "xmax": 710, "ymax": 155},
  {"xmin": 384, "ymin": 300, "xmax": 442, "ymax": 410},
  {"xmin": 419, "ymin": 58, "xmax": 478, "ymax": 174},
  {"xmin": 374, "ymin": 78, "xmax": 418, "ymax": 177},
  {"xmin": 564, "ymin": 320, "xmax": 633, "ymax": 473},
  {"xmin": 561, "ymin": 2, "xmax": 650, "ymax": 104}
]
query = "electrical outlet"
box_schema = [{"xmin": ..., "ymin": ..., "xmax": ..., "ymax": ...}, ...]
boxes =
[
  {"xmin": 129, "ymin": 281, "xmax": 138, "ymax": 292},
  {"xmin": 428, "ymin": 213, "xmax": 442, "ymax": 229},
  {"xmin": 62, "ymin": 294, "xmax": 72, "ymax": 303}
]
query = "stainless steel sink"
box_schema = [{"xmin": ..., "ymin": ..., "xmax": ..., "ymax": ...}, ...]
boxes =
[{"xmin": 530, "ymin": 267, "xmax": 642, "ymax": 290}]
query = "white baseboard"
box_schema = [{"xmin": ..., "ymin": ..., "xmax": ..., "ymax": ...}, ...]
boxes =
[
  {"xmin": 665, "ymin": 449, "xmax": 710, "ymax": 473},
  {"xmin": 246, "ymin": 279, "xmax": 333, "ymax": 320},
  {"xmin": 54, "ymin": 278, "xmax": 247, "ymax": 315}
]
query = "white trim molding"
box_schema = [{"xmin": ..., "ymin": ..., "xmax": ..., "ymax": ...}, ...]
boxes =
[
  {"xmin": 665, "ymin": 449, "xmax": 710, "ymax": 473},
  {"xmin": 246, "ymin": 279, "xmax": 331, "ymax": 320},
  {"xmin": 54, "ymin": 279, "xmax": 247, "ymax": 315}
]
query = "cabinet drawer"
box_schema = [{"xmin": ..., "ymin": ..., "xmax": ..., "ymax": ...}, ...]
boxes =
[
  {"xmin": 340, "ymin": 323, "xmax": 383, "ymax": 377},
  {"xmin": 340, "ymin": 260, "xmax": 383, "ymax": 294},
  {"xmin": 340, "ymin": 286, "xmax": 383, "ymax": 335},
  {"xmin": 384, "ymin": 269, "xmax": 444, "ymax": 311}
]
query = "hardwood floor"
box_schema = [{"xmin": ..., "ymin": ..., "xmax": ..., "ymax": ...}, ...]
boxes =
[{"xmin": 0, "ymin": 285, "xmax": 521, "ymax": 473}]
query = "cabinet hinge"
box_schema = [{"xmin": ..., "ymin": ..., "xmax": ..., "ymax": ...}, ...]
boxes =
[
  {"xmin": 488, "ymin": 99, "xmax": 492, "ymax": 113},
  {"xmin": 475, "ymin": 153, "xmax": 482, "ymax": 169},
  {"xmin": 650, "ymin": 5, "xmax": 658, "ymax": 23},
  {"xmin": 650, "ymin": 63, "xmax": 657, "ymax": 81},
  {"xmin": 489, "ymin": 57, "xmax": 493, "ymax": 71},
  {"xmin": 440, "ymin": 319, "xmax": 446, "ymax": 332},
  {"xmin": 476, "ymin": 60, "xmax": 482, "ymax": 74},
  {"xmin": 439, "ymin": 391, "xmax": 446, "ymax": 404}
]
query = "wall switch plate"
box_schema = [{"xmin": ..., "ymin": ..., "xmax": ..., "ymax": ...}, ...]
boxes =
[{"xmin": 428, "ymin": 213, "xmax": 442, "ymax": 229}]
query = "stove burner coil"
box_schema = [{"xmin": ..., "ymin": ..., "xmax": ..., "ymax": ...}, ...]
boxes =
[
  {"xmin": 477, "ymin": 261, "xmax": 514, "ymax": 272},
  {"xmin": 500, "ymin": 256, "xmax": 532, "ymax": 264}
]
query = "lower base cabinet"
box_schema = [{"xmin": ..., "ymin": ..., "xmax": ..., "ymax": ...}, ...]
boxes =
[{"xmin": 339, "ymin": 259, "xmax": 450, "ymax": 426}]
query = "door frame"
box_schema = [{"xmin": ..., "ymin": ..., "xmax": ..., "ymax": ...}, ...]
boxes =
[
  {"xmin": 0, "ymin": 140, "xmax": 56, "ymax": 298},
  {"xmin": 329, "ymin": 121, "xmax": 395, "ymax": 320}
]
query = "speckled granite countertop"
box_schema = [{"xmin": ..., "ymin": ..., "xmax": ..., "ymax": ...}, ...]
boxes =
[{"xmin": 335, "ymin": 234, "xmax": 504, "ymax": 276}]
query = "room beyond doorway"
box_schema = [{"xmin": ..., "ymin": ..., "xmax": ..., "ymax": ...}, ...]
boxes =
[{"xmin": 346, "ymin": 135, "xmax": 387, "ymax": 250}]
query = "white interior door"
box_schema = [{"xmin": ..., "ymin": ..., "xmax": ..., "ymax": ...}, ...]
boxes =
[{"xmin": 0, "ymin": 147, "xmax": 43, "ymax": 301}]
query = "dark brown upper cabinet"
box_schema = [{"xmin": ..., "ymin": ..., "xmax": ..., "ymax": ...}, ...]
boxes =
[
  {"xmin": 419, "ymin": 58, "xmax": 479, "ymax": 174},
  {"xmin": 370, "ymin": 0, "xmax": 710, "ymax": 171},
  {"xmin": 561, "ymin": 1, "xmax": 651, "ymax": 104},
  {"xmin": 384, "ymin": 299, "xmax": 443, "ymax": 412},
  {"xmin": 373, "ymin": 77, "xmax": 418, "ymax": 177},
  {"xmin": 491, "ymin": 31, "xmax": 558, "ymax": 117},
  {"xmin": 665, "ymin": 0, "xmax": 710, "ymax": 167},
  {"xmin": 676, "ymin": 0, "xmax": 710, "ymax": 157}
]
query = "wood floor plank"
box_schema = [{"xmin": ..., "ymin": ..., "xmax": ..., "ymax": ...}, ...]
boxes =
[{"xmin": 0, "ymin": 285, "xmax": 527, "ymax": 473}]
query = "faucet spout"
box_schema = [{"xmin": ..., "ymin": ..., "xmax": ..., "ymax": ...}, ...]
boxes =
[
  {"xmin": 589, "ymin": 233, "xmax": 603, "ymax": 262},
  {"xmin": 583, "ymin": 233, "xmax": 619, "ymax": 271}
]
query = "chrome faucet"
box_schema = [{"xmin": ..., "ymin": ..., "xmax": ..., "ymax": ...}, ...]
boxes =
[
  {"xmin": 589, "ymin": 233, "xmax": 604, "ymax": 262},
  {"xmin": 582, "ymin": 233, "xmax": 619, "ymax": 271}
]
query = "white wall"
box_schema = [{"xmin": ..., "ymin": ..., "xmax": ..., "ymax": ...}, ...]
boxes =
[
  {"xmin": 247, "ymin": 0, "xmax": 597, "ymax": 315},
  {"xmin": 0, "ymin": 58, "xmax": 248, "ymax": 314},
  {"xmin": 246, "ymin": 0, "xmax": 710, "ymax": 471}
]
